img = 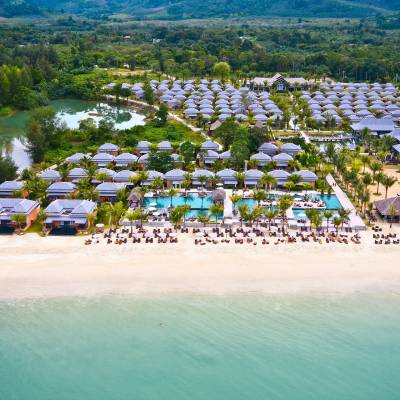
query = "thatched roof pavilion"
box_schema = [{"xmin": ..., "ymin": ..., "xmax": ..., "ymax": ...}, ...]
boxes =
[
  {"xmin": 212, "ymin": 189, "xmax": 226, "ymax": 203},
  {"xmin": 375, "ymin": 196, "xmax": 400, "ymax": 217}
]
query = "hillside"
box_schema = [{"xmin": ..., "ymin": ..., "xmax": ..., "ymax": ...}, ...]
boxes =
[{"xmin": 2, "ymin": 0, "xmax": 400, "ymax": 18}]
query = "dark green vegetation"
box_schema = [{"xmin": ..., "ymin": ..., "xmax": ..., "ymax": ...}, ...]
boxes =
[
  {"xmin": 0, "ymin": 154, "xmax": 17, "ymax": 183},
  {"xmin": 1, "ymin": 15, "xmax": 400, "ymax": 116},
  {"xmin": 2, "ymin": 0, "xmax": 400, "ymax": 18}
]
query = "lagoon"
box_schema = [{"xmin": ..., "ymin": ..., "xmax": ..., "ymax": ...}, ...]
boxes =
[{"xmin": 0, "ymin": 99, "xmax": 145, "ymax": 170}]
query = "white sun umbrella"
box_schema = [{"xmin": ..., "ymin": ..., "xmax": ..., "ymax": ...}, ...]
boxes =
[
  {"xmin": 209, "ymin": 232, "xmax": 217, "ymax": 238},
  {"xmin": 164, "ymin": 222, "xmax": 173, "ymax": 229},
  {"xmin": 196, "ymin": 232, "xmax": 204, "ymax": 237},
  {"xmin": 96, "ymin": 223, "xmax": 105, "ymax": 228}
]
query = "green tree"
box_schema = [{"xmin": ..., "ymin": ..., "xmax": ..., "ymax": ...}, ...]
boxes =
[
  {"xmin": 212, "ymin": 62, "xmax": 231, "ymax": 82},
  {"xmin": 0, "ymin": 155, "xmax": 18, "ymax": 183}
]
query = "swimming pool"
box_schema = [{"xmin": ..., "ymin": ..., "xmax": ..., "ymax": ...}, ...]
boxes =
[
  {"xmin": 143, "ymin": 194, "xmax": 218, "ymax": 219},
  {"xmin": 238, "ymin": 194, "xmax": 342, "ymax": 211},
  {"xmin": 292, "ymin": 208, "xmax": 340, "ymax": 221}
]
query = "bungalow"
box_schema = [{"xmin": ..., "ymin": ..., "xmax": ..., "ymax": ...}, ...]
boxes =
[
  {"xmin": 272, "ymin": 153, "xmax": 294, "ymax": 168},
  {"xmin": 95, "ymin": 182, "xmax": 126, "ymax": 202},
  {"xmin": 38, "ymin": 169, "xmax": 61, "ymax": 183},
  {"xmin": 201, "ymin": 150, "xmax": 219, "ymax": 166},
  {"xmin": 258, "ymin": 142, "xmax": 278, "ymax": 155},
  {"xmin": 92, "ymin": 153, "xmax": 115, "ymax": 167},
  {"xmin": 138, "ymin": 153, "xmax": 149, "ymax": 166},
  {"xmin": 93, "ymin": 168, "xmax": 115, "ymax": 182},
  {"xmin": 268, "ymin": 170, "xmax": 290, "ymax": 185},
  {"xmin": 0, "ymin": 198, "xmax": 40, "ymax": 231},
  {"xmin": 244, "ymin": 169, "xmax": 264, "ymax": 187},
  {"xmin": 115, "ymin": 153, "xmax": 138, "ymax": 167},
  {"xmin": 136, "ymin": 141, "xmax": 151, "ymax": 154},
  {"xmin": 143, "ymin": 170, "xmax": 164, "ymax": 186},
  {"xmin": 294, "ymin": 170, "xmax": 318, "ymax": 184},
  {"xmin": 250, "ymin": 152, "xmax": 272, "ymax": 167},
  {"xmin": 200, "ymin": 140, "xmax": 221, "ymax": 152},
  {"xmin": 192, "ymin": 169, "xmax": 213, "ymax": 186},
  {"xmin": 98, "ymin": 143, "xmax": 119, "ymax": 155},
  {"xmin": 280, "ymin": 143, "xmax": 302, "ymax": 156},
  {"xmin": 68, "ymin": 168, "xmax": 88, "ymax": 183},
  {"xmin": 0, "ymin": 181, "xmax": 23, "ymax": 198},
  {"xmin": 351, "ymin": 116, "xmax": 395, "ymax": 136},
  {"xmin": 216, "ymin": 168, "xmax": 238, "ymax": 186},
  {"xmin": 65, "ymin": 153, "xmax": 90, "ymax": 164},
  {"xmin": 45, "ymin": 199, "xmax": 97, "ymax": 232},
  {"xmin": 219, "ymin": 150, "xmax": 231, "ymax": 161},
  {"xmin": 113, "ymin": 170, "xmax": 137, "ymax": 183},
  {"xmin": 46, "ymin": 182, "xmax": 76, "ymax": 200},
  {"xmin": 158, "ymin": 141, "xmax": 173, "ymax": 152},
  {"xmin": 164, "ymin": 169, "xmax": 186, "ymax": 187}
]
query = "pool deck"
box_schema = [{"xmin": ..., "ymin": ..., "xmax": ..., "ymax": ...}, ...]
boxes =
[{"xmin": 326, "ymin": 174, "xmax": 366, "ymax": 231}]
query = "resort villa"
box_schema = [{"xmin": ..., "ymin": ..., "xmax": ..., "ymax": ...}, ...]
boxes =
[
  {"xmin": 0, "ymin": 181, "xmax": 24, "ymax": 198},
  {"xmin": 0, "ymin": 198, "xmax": 40, "ymax": 231},
  {"xmin": 45, "ymin": 200, "xmax": 97, "ymax": 232}
]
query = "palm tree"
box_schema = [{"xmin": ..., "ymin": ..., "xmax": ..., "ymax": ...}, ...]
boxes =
[
  {"xmin": 369, "ymin": 160, "xmax": 383, "ymax": 183},
  {"xmin": 197, "ymin": 175, "xmax": 209, "ymax": 189},
  {"xmin": 209, "ymin": 203, "xmax": 224, "ymax": 225},
  {"xmin": 252, "ymin": 205, "xmax": 263, "ymax": 227},
  {"xmin": 107, "ymin": 202, "xmax": 125, "ymax": 229},
  {"xmin": 252, "ymin": 189, "xmax": 266, "ymax": 206},
  {"xmin": 338, "ymin": 208, "xmax": 351, "ymax": 231},
  {"xmin": 374, "ymin": 171, "xmax": 385, "ymax": 195},
  {"xmin": 178, "ymin": 204, "xmax": 191, "ymax": 226},
  {"xmin": 235, "ymin": 172, "xmax": 245, "ymax": 189},
  {"xmin": 169, "ymin": 207, "xmax": 183, "ymax": 227},
  {"xmin": 11, "ymin": 213, "xmax": 26, "ymax": 234},
  {"xmin": 167, "ymin": 187, "xmax": 178, "ymax": 208},
  {"xmin": 283, "ymin": 181, "xmax": 297, "ymax": 193},
  {"xmin": 359, "ymin": 154, "xmax": 370, "ymax": 173},
  {"xmin": 260, "ymin": 174, "xmax": 277, "ymax": 195},
  {"xmin": 389, "ymin": 205, "xmax": 396, "ymax": 228},
  {"xmin": 323, "ymin": 210, "xmax": 334, "ymax": 231},
  {"xmin": 136, "ymin": 186, "xmax": 149, "ymax": 206},
  {"xmin": 198, "ymin": 214, "xmax": 210, "ymax": 227},
  {"xmin": 238, "ymin": 204, "xmax": 249, "ymax": 228},
  {"xmin": 229, "ymin": 193, "xmax": 243, "ymax": 215},
  {"xmin": 278, "ymin": 194, "xmax": 294, "ymax": 234},
  {"xmin": 125, "ymin": 210, "xmax": 136, "ymax": 234},
  {"xmin": 264, "ymin": 208, "xmax": 278, "ymax": 230},
  {"xmin": 95, "ymin": 172, "xmax": 110, "ymax": 183},
  {"xmin": 24, "ymin": 177, "xmax": 49, "ymax": 200},
  {"xmin": 247, "ymin": 159, "xmax": 260, "ymax": 169},
  {"xmin": 381, "ymin": 175, "xmax": 397, "ymax": 199},
  {"xmin": 150, "ymin": 176, "xmax": 164, "ymax": 192},
  {"xmin": 333, "ymin": 216, "xmax": 343, "ymax": 235}
]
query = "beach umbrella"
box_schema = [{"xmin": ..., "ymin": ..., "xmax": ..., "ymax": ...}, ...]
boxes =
[{"xmin": 164, "ymin": 222, "xmax": 173, "ymax": 229}]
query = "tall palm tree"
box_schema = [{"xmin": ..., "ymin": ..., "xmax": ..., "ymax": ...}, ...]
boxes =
[
  {"xmin": 260, "ymin": 174, "xmax": 277, "ymax": 195},
  {"xmin": 178, "ymin": 204, "xmax": 191, "ymax": 226},
  {"xmin": 150, "ymin": 176, "xmax": 164, "ymax": 192},
  {"xmin": 125, "ymin": 210, "xmax": 136, "ymax": 234},
  {"xmin": 238, "ymin": 203, "xmax": 249, "ymax": 228},
  {"xmin": 252, "ymin": 189, "xmax": 266, "ymax": 206},
  {"xmin": 338, "ymin": 208, "xmax": 351, "ymax": 231},
  {"xmin": 322, "ymin": 210, "xmax": 334, "ymax": 232},
  {"xmin": 389, "ymin": 205, "xmax": 396, "ymax": 229},
  {"xmin": 95, "ymin": 172, "xmax": 110, "ymax": 183},
  {"xmin": 381, "ymin": 175, "xmax": 397, "ymax": 199},
  {"xmin": 167, "ymin": 187, "xmax": 178, "ymax": 208},
  {"xmin": 198, "ymin": 214, "xmax": 211, "ymax": 227},
  {"xmin": 264, "ymin": 208, "xmax": 278, "ymax": 231},
  {"xmin": 278, "ymin": 194, "xmax": 294, "ymax": 234},
  {"xmin": 229, "ymin": 193, "xmax": 243, "ymax": 215},
  {"xmin": 235, "ymin": 172, "xmax": 245, "ymax": 189},
  {"xmin": 374, "ymin": 171, "xmax": 385, "ymax": 195},
  {"xmin": 333, "ymin": 216, "xmax": 343, "ymax": 236},
  {"xmin": 209, "ymin": 203, "xmax": 224, "ymax": 225}
]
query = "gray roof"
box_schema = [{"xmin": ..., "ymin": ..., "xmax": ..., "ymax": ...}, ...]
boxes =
[
  {"xmin": 245, "ymin": 169, "xmax": 264, "ymax": 179},
  {"xmin": 375, "ymin": 196, "xmax": 400, "ymax": 216},
  {"xmin": 113, "ymin": 170, "xmax": 137, "ymax": 182},
  {"xmin": 0, "ymin": 198, "xmax": 39, "ymax": 216},
  {"xmin": 351, "ymin": 116, "xmax": 395, "ymax": 132},
  {"xmin": 65, "ymin": 153, "xmax": 90, "ymax": 163},
  {"xmin": 216, "ymin": 168, "xmax": 237, "ymax": 179},
  {"xmin": 95, "ymin": 182, "xmax": 125, "ymax": 195},
  {"xmin": 200, "ymin": 140, "xmax": 221, "ymax": 151},
  {"xmin": 268, "ymin": 170, "xmax": 290, "ymax": 180},
  {"xmin": 98, "ymin": 143, "xmax": 119, "ymax": 152},
  {"xmin": 192, "ymin": 169, "xmax": 213, "ymax": 178},
  {"xmin": 259, "ymin": 142, "xmax": 278, "ymax": 154},
  {"xmin": 115, "ymin": 153, "xmax": 138, "ymax": 164},
  {"xmin": 68, "ymin": 168, "xmax": 88, "ymax": 179},
  {"xmin": 164, "ymin": 169, "xmax": 186, "ymax": 181},
  {"xmin": 38, "ymin": 169, "xmax": 61, "ymax": 181},
  {"xmin": 250, "ymin": 152, "xmax": 272, "ymax": 162},
  {"xmin": 92, "ymin": 153, "xmax": 115, "ymax": 163},
  {"xmin": 0, "ymin": 180, "xmax": 23, "ymax": 193},
  {"xmin": 294, "ymin": 170, "xmax": 318, "ymax": 182},
  {"xmin": 45, "ymin": 199, "xmax": 96, "ymax": 219},
  {"xmin": 46, "ymin": 182, "xmax": 76, "ymax": 195}
]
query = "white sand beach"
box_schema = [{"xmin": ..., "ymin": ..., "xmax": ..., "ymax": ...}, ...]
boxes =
[{"xmin": 1, "ymin": 228, "xmax": 400, "ymax": 300}]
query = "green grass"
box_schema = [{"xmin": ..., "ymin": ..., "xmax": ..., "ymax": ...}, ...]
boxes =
[{"xmin": 0, "ymin": 106, "xmax": 14, "ymax": 117}]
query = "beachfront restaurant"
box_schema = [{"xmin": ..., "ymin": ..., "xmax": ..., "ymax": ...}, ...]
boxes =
[
  {"xmin": 375, "ymin": 196, "xmax": 400, "ymax": 222},
  {"xmin": 46, "ymin": 182, "xmax": 76, "ymax": 201},
  {"xmin": 0, "ymin": 180, "xmax": 23, "ymax": 198},
  {"xmin": 45, "ymin": 199, "xmax": 97, "ymax": 234},
  {"xmin": 0, "ymin": 198, "xmax": 40, "ymax": 232}
]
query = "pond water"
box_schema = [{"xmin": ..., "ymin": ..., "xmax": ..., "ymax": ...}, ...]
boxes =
[{"xmin": 0, "ymin": 99, "xmax": 146, "ymax": 170}]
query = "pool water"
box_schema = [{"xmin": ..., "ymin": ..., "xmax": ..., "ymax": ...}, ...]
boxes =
[
  {"xmin": 292, "ymin": 208, "xmax": 340, "ymax": 221},
  {"xmin": 144, "ymin": 194, "xmax": 218, "ymax": 219}
]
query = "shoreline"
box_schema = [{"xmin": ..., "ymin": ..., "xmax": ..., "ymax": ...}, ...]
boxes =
[{"xmin": 1, "ymin": 231, "xmax": 400, "ymax": 300}]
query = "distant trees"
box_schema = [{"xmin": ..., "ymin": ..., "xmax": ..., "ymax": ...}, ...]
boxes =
[{"xmin": 0, "ymin": 155, "xmax": 18, "ymax": 183}]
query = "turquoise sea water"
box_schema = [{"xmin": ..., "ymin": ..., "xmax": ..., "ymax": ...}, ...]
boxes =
[{"xmin": 1, "ymin": 294, "xmax": 399, "ymax": 400}]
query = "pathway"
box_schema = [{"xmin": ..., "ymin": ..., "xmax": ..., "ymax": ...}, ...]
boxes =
[{"xmin": 326, "ymin": 174, "xmax": 366, "ymax": 230}]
